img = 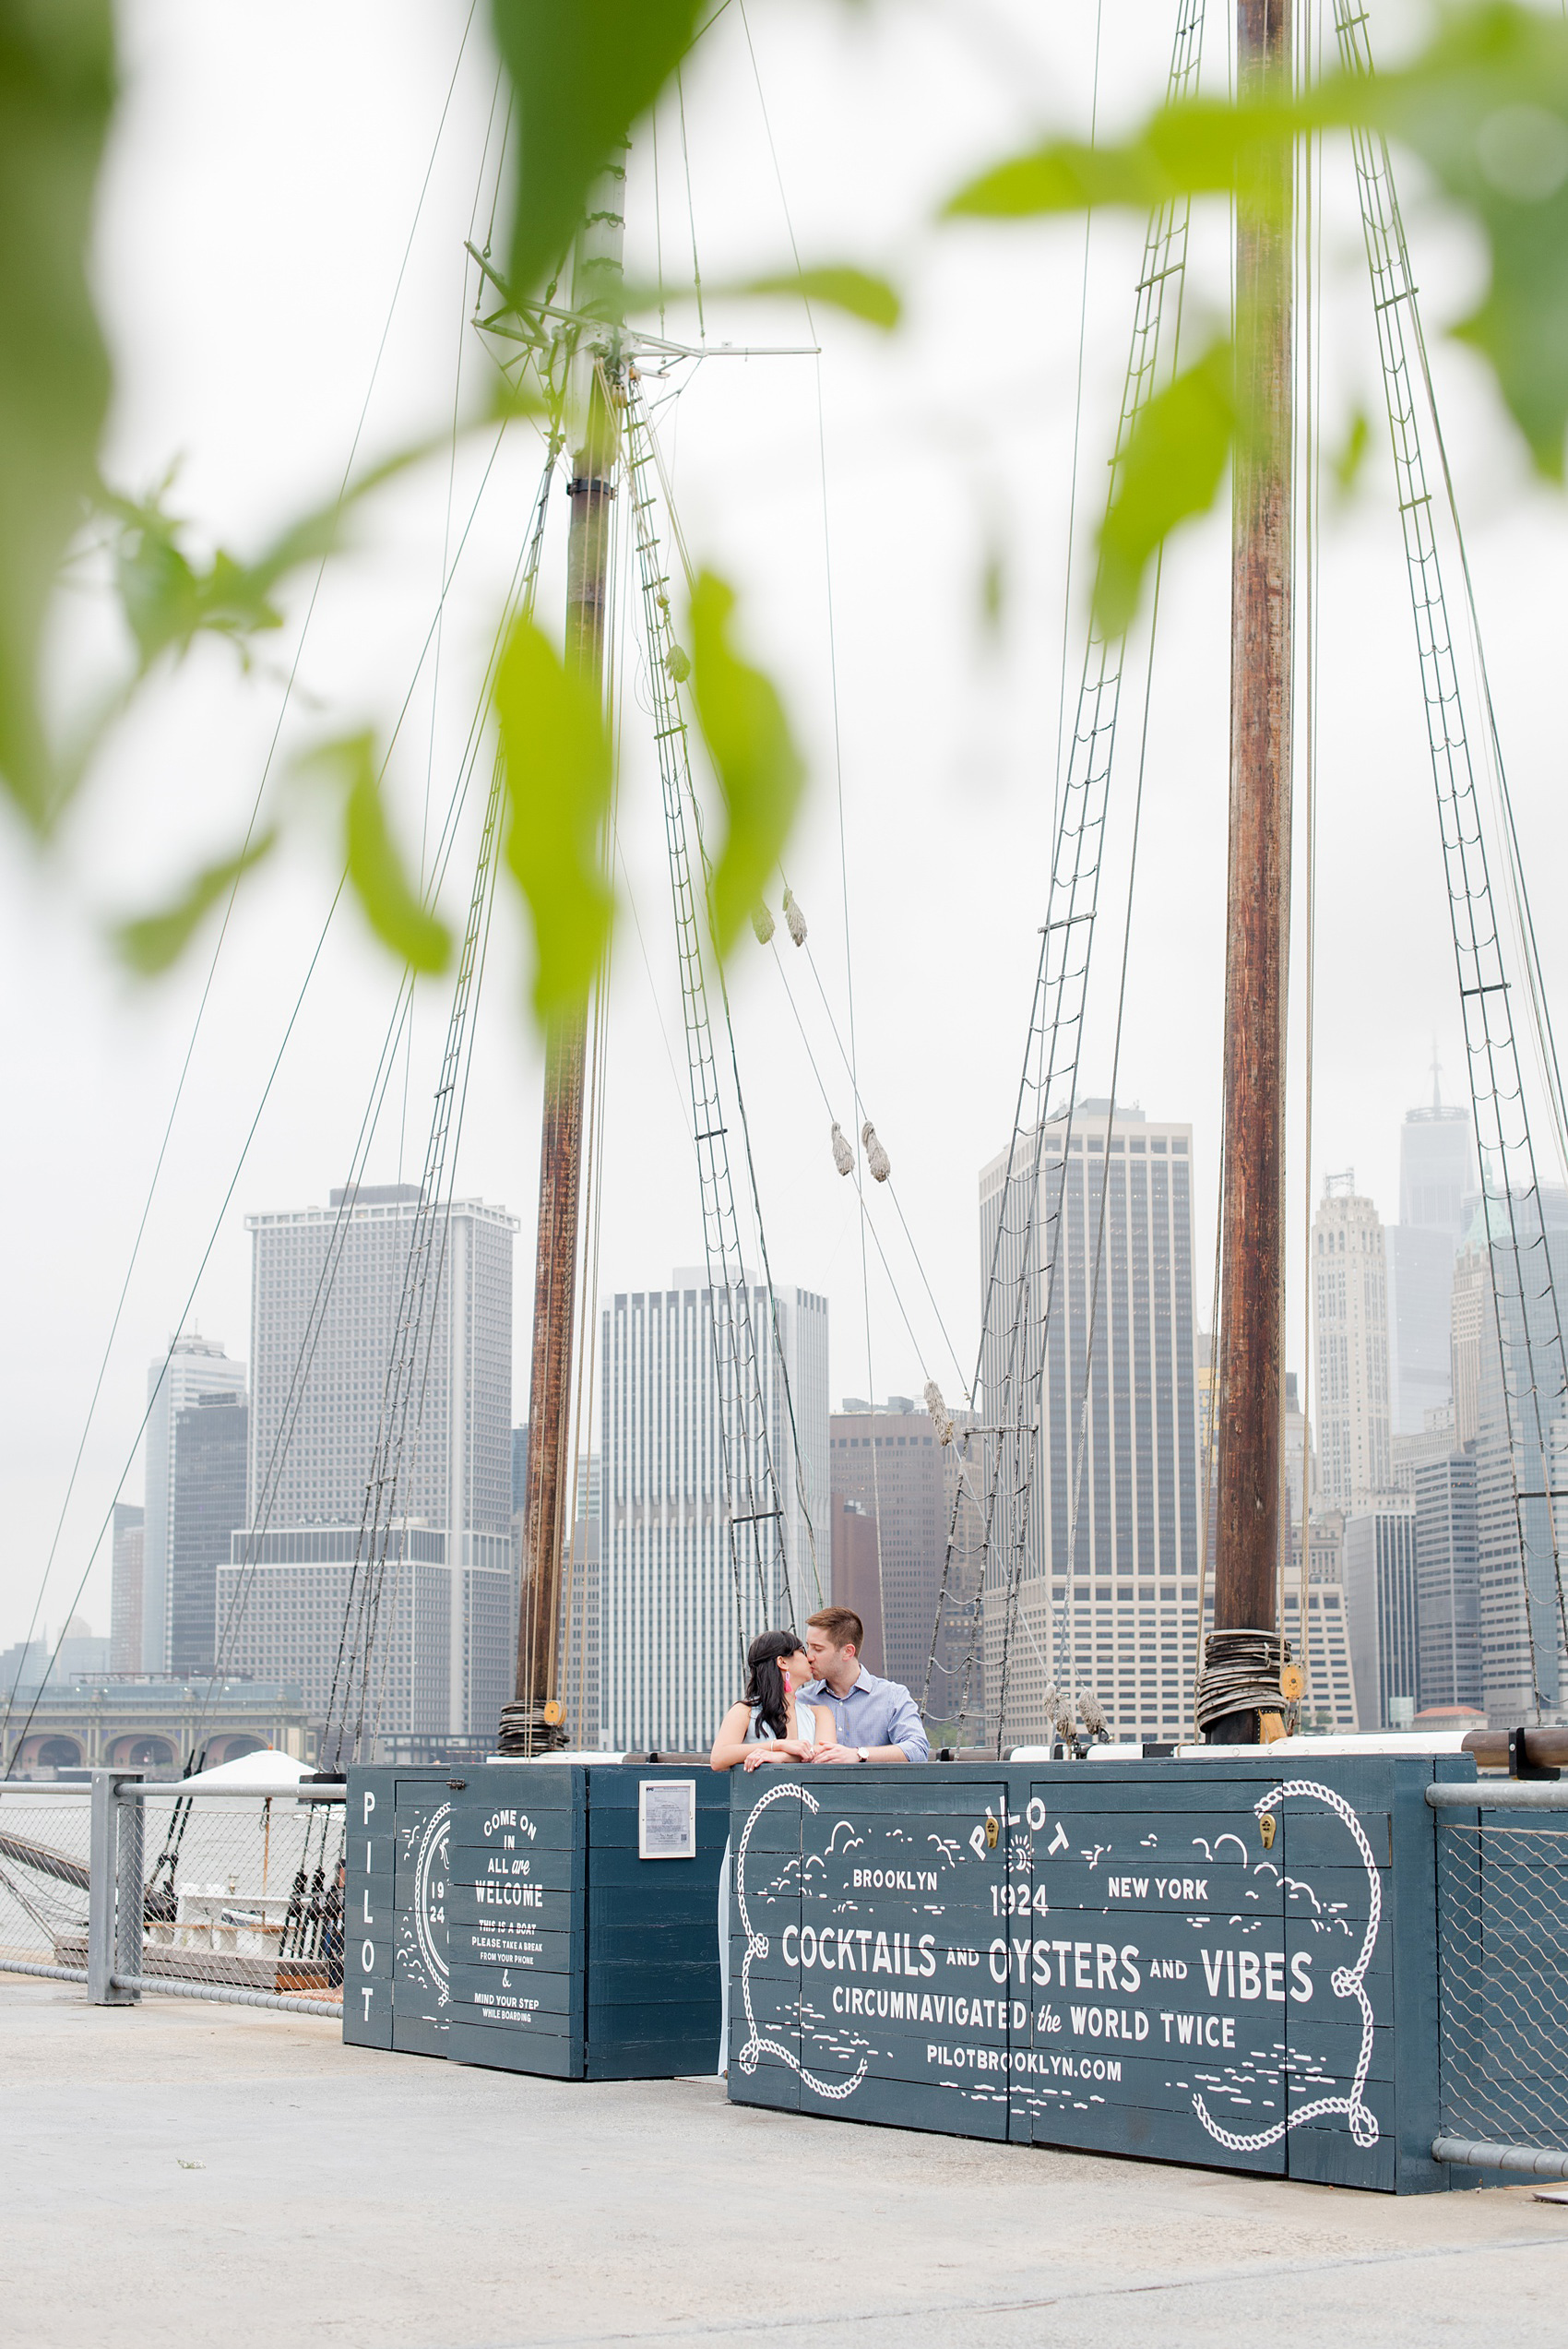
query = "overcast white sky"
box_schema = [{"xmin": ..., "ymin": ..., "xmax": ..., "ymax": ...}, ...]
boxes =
[{"xmin": 5, "ymin": 0, "xmax": 1567, "ymax": 1650}]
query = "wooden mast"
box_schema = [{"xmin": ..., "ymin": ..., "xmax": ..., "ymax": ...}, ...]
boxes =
[
  {"xmin": 502, "ymin": 159, "xmax": 625, "ymax": 1757},
  {"xmin": 1209, "ymin": 0, "xmax": 1293, "ymax": 1741}
]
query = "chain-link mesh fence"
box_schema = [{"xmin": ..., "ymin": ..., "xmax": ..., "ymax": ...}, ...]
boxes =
[
  {"xmin": 1435, "ymin": 1818, "xmax": 1568, "ymax": 2151},
  {"xmin": 0, "ymin": 1795, "xmax": 92, "ymax": 1978},
  {"xmin": 125, "ymin": 1789, "xmax": 346, "ymax": 2003},
  {"xmin": 0, "ymin": 1784, "xmax": 346, "ymax": 2010}
]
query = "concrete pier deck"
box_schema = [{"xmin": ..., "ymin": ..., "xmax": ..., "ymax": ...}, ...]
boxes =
[{"xmin": 6, "ymin": 1977, "xmax": 1567, "ymax": 2347}]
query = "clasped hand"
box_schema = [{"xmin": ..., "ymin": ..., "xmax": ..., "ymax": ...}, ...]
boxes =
[{"xmin": 742, "ymin": 1739, "xmax": 865, "ymax": 1771}]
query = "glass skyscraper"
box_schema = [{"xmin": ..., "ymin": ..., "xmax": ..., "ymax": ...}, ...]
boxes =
[
  {"xmin": 977, "ymin": 1100, "xmax": 1202, "ymax": 1747},
  {"xmin": 598, "ymin": 1271, "xmax": 828, "ymax": 1753},
  {"xmin": 220, "ymin": 1184, "xmax": 517, "ymax": 1744}
]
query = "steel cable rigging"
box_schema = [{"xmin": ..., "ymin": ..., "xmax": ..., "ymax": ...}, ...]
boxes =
[
  {"xmin": 624, "ymin": 379, "xmax": 806, "ymax": 1648},
  {"xmin": 0, "ymin": 14, "xmax": 501, "ymax": 1770},
  {"xmin": 921, "ymin": 0, "xmax": 1208, "ymax": 1756},
  {"xmin": 1334, "ymin": 0, "xmax": 1568, "ymax": 1715}
]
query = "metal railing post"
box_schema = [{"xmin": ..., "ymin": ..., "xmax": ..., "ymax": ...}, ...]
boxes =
[
  {"xmin": 88, "ymin": 1771, "xmax": 141, "ymax": 2005},
  {"xmin": 113, "ymin": 1788, "xmax": 145, "ymax": 1997}
]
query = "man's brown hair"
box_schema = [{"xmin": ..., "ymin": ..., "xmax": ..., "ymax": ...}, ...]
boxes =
[{"xmin": 808, "ymin": 1605, "xmax": 863, "ymax": 1653}]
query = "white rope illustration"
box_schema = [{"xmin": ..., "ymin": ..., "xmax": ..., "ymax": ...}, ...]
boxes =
[
  {"xmin": 1193, "ymin": 1780, "xmax": 1381, "ymax": 2154},
  {"xmin": 733, "ymin": 1780, "xmax": 868, "ymax": 2101},
  {"xmin": 412, "ymin": 1800, "xmax": 451, "ymax": 2003}
]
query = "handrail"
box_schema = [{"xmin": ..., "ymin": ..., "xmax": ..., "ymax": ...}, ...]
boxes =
[
  {"xmin": 0, "ymin": 1779, "xmax": 343, "ymax": 1801},
  {"xmin": 110, "ymin": 1973, "xmax": 341, "ymax": 2019},
  {"xmin": 1426, "ymin": 1781, "xmax": 1568, "ymax": 1810},
  {"xmin": 1433, "ymin": 2136, "xmax": 1568, "ymax": 2176},
  {"xmin": 122, "ymin": 1781, "xmax": 344, "ymax": 1803}
]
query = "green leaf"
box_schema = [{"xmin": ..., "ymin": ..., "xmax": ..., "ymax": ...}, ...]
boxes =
[
  {"xmin": 1330, "ymin": 408, "xmax": 1372, "ymax": 500},
  {"xmin": 1342, "ymin": 4, "xmax": 1568, "ymax": 476},
  {"xmin": 1094, "ymin": 338, "xmax": 1235, "ymax": 639},
  {"xmin": 979, "ymin": 541, "xmax": 1005, "ymax": 639},
  {"xmin": 688, "ymin": 571, "xmax": 807, "ymax": 959},
  {"xmin": 730, "ymin": 267, "xmax": 901, "ymax": 330},
  {"xmin": 943, "ymin": 5, "xmax": 1568, "ymax": 476},
  {"xmin": 0, "ymin": 0, "xmax": 115, "ymax": 828},
  {"xmin": 304, "ymin": 734, "xmax": 452, "ymax": 974},
  {"xmin": 104, "ymin": 442, "xmax": 433, "ymax": 674},
  {"xmin": 944, "ymin": 97, "xmax": 1292, "ymax": 221},
  {"xmin": 620, "ymin": 265, "xmax": 903, "ymax": 330},
  {"xmin": 494, "ymin": 616, "xmax": 614, "ymax": 1019},
  {"xmin": 113, "ymin": 829, "xmax": 278, "ymax": 976},
  {"xmin": 490, "ymin": 0, "xmax": 702, "ymax": 302}
]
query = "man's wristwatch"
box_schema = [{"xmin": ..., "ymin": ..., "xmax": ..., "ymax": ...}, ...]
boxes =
[{"xmin": 857, "ymin": 1747, "xmax": 870, "ymax": 1763}]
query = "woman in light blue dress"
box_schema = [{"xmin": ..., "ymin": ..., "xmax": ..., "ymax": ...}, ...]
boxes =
[
  {"xmin": 710, "ymin": 1630, "xmax": 830, "ymax": 2074},
  {"xmin": 710, "ymin": 1628, "xmax": 830, "ymax": 1773}
]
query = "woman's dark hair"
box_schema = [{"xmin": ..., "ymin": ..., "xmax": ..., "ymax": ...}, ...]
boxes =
[{"xmin": 744, "ymin": 1628, "xmax": 803, "ymax": 1742}]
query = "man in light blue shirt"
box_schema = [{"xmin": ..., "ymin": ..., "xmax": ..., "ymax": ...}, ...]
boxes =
[{"xmin": 801, "ymin": 1608, "xmax": 930, "ymax": 1764}]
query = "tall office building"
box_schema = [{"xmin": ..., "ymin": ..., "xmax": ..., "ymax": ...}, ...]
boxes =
[
  {"xmin": 1343, "ymin": 1500, "xmax": 1420, "ymax": 1729},
  {"xmin": 831, "ymin": 1497, "xmax": 884, "ymax": 1673},
  {"xmin": 1467, "ymin": 1196, "xmax": 1568, "ymax": 1721},
  {"xmin": 1451, "ymin": 1237, "xmax": 1489, "ymax": 1447},
  {"xmin": 142, "ymin": 1333, "xmax": 246, "ymax": 1674},
  {"xmin": 170, "ymin": 1392, "xmax": 248, "ymax": 1677},
  {"xmin": 1386, "ymin": 1090, "xmax": 1475, "ymax": 1437},
  {"xmin": 110, "ymin": 1504, "xmax": 145, "ymax": 1675},
  {"xmin": 598, "ymin": 1270, "xmax": 828, "ymax": 1752},
  {"xmin": 1313, "ymin": 1174, "xmax": 1393, "ymax": 1508},
  {"xmin": 933, "ymin": 1411, "xmax": 988, "ymax": 1732},
  {"xmin": 1413, "ymin": 1448, "xmax": 1480, "ymax": 1711},
  {"xmin": 977, "ymin": 1101, "xmax": 1203, "ymax": 1747},
  {"xmin": 829, "ymin": 1398, "xmax": 944, "ymax": 1697},
  {"xmin": 220, "ymin": 1185, "xmax": 517, "ymax": 1744},
  {"xmin": 557, "ymin": 1453, "xmax": 601, "ymax": 1749},
  {"xmin": 1393, "ymin": 1404, "xmax": 1455, "ymax": 1495}
]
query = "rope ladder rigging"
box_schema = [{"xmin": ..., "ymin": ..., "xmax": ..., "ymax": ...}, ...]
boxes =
[
  {"xmin": 623, "ymin": 381, "xmax": 804, "ymax": 1654},
  {"xmin": 1335, "ymin": 0, "xmax": 1568, "ymax": 1714},
  {"xmin": 923, "ymin": 0, "xmax": 1207, "ymax": 1754}
]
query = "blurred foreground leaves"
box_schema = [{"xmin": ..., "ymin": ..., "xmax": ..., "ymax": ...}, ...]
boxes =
[
  {"xmin": 495, "ymin": 616, "xmax": 615, "ymax": 1019},
  {"xmin": 688, "ymin": 572, "xmax": 807, "ymax": 960},
  {"xmin": 949, "ymin": 1, "xmax": 1568, "ymax": 629},
  {"xmin": 490, "ymin": 0, "xmax": 703, "ymax": 300},
  {"xmin": 1, "ymin": 0, "xmax": 113, "ymax": 829},
  {"xmin": 318, "ymin": 733, "xmax": 453, "ymax": 974},
  {"xmin": 103, "ymin": 447, "xmax": 429, "ymax": 676},
  {"xmin": 113, "ymin": 830, "xmax": 278, "ymax": 976},
  {"xmin": 1095, "ymin": 339, "xmax": 1236, "ymax": 638},
  {"xmin": 16, "ymin": 1, "xmax": 1568, "ymax": 1017}
]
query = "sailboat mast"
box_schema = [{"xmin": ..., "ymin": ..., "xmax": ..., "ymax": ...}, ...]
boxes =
[
  {"xmin": 1209, "ymin": 0, "xmax": 1293, "ymax": 1741},
  {"xmin": 504, "ymin": 159, "xmax": 626, "ymax": 1758}
]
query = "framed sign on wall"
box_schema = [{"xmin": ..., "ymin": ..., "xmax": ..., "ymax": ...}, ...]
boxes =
[{"xmin": 639, "ymin": 1776, "xmax": 697, "ymax": 1860}]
